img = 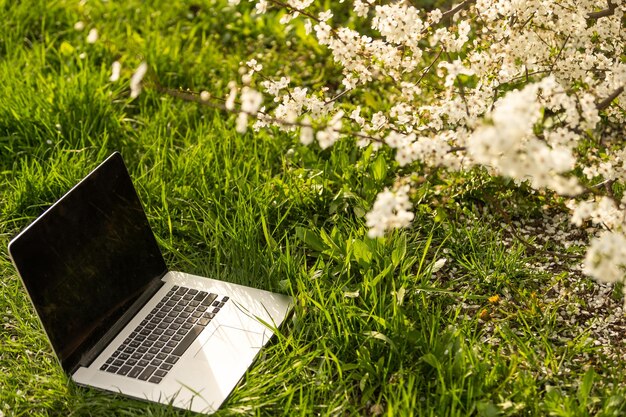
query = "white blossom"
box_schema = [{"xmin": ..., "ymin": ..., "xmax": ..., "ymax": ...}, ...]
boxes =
[
  {"xmin": 86, "ymin": 28, "xmax": 98, "ymax": 44},
  {"xmin": 225, "ymin": 81, "xmax": 237, "ymax": 111},
  {"xmin": 366, "ymin": 185, "xmax": 414, "ymax": 238},
  {"xmin": 109, "ymin": 61, "xmax": 121, "ymax": 82},
  {"xmin": 129, "ymin": 62, "xmax": 148, "ymax": 98}
]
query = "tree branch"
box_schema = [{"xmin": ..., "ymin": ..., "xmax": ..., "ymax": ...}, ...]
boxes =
[
  {"xmin": 596, "ymin": 86, "xmax": 624, "ymax": 111},
  {"xmin": 587, "ymin": 1, "xmax": 617, "ymax": 20},
  {"xmin": 440, "ymin": 0, "xmax": 476, "ymax": 21}
]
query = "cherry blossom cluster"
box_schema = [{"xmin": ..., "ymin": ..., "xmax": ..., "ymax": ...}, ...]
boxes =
[
  {"xmin": 119, "ymin": 1, "xmax": 625, "ymax": 293},
  {"xmin": 215, "ymin": 0, "xmax": 624, "ymax": 290}
]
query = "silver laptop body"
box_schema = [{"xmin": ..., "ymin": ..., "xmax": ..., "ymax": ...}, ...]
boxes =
[{"xmin": 8, "ymin": 152, "xmax": 292, "ymax": 414}]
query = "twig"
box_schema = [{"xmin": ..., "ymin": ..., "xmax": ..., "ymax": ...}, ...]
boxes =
[
  {"xmin": 587, "ymin": 1, "xmax": 617, "ymax": 20},
  {"xmin": 596, "ymin": 86, "xmax": 624, "ymax": 111},
  {"xmin": 440, "ymin": 0, "xmax": 476, "ymax": 22}
]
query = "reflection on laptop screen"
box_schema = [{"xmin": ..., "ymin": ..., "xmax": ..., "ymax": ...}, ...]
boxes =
[{"xmin": 9, "ymin": 153, "xmax": 167, "ymax": 372}]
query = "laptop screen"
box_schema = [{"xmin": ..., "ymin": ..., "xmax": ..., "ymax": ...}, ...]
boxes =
[{"xmin": 8, "ymin": 153, "xmax": 167, "ymax": 372}]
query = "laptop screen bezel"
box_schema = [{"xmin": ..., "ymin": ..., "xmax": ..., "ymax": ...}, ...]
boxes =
[{"xmin": 7, "ymin": 152, "xmax": 169, "ymax": 374}]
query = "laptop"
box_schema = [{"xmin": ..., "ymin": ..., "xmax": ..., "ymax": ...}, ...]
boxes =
[{"xmin": 7, "ymin": 152, "xmax": 293, "ymax": 414}]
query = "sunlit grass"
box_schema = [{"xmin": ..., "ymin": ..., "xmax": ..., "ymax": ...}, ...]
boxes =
[{"xmin": 2, "ymin": 0, "xmax": 626, "ymax": 416}]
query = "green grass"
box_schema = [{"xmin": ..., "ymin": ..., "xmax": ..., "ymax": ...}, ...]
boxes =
[{"xmin": 2, "ymin": 0, "xmax": 626, "ymax": 416}]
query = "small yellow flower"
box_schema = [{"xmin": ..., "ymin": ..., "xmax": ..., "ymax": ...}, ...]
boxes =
[
  {"xmin": 479, "ymin": 308, "xmax": 490, "ymax": 320},
  {"xmin": 488, "ymin": 294, "xmax": 500, "ymax": 304}
]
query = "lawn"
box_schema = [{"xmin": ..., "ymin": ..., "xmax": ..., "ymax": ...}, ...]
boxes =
[{"xmin": 1, "ymin": 0, "xmax": 626, "ymax": 416}]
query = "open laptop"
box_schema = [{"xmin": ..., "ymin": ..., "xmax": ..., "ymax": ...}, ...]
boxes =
[{"xmin": 7, "ymin": 152, "xmax": 292, "ymax": 414}]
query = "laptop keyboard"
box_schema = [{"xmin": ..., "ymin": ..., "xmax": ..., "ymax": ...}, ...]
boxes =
[{"xmin": 98, "ymin": 285, "xmax": 229, "ymax": 384}]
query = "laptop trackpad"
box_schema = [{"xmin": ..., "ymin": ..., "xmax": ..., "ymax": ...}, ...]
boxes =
[{"xmin": 193, "ymin": 325, "xmax": 264, "ymax": 363}]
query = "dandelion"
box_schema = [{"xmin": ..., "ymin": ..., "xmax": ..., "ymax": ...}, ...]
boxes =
[
  {"xmin": 200, "ymin": 91, "xmax": 211, "ymax": 102},
  {"xmin": 488, "ymin": 295, "xmax": 500, "ymax": 304},
  {"xmin": 74, "ymin": 21, "xmax": 85, "ymax": 31},
  {"xmin": 130, "ymin": 62, "xmax": 148, "ymax": 98},
  {"xmin": 86, "ymin": 28, "xmax": 98, "ymax": 44},
  {"xmin": 109, "ymin": 61, "xmax": 121, "ymax": 82}
]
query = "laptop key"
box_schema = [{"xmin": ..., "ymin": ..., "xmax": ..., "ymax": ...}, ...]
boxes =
[
  {"xmin": 172, "ymin": 325, "xmax": 204, "ymax": 356},
  {"xmin": 107, "ymin": 366, "xmax": 119, "ymax": 373},
  {"xmin": 194, "ymin": 291, "xmax": 207, "ymax": 301},
  {"xmin": 128, "ymin": 366, "xmax": 143, "ymax": 379},
  {"xmin": 201, "ymin": 294, "xmax": 218, "ymax": 307},
  {"xmin": 160, "ymin": 363, "xmax": 173, "ymax": 371},
  {"xmin": 197, "ymin": 317, "xmax": 211, "ymax": 326},
  {"xmin": 155, "ymin": 369, "xmax": 168, "ymax": 378},
  {"xmin": 139, "ymin": 365, "xmax": 157, "ymax": 381},
  {"xmin": 99, "ymin": 364, "xmax": 108, "ymax": 371},
  {"xmin": 222, "ymin": 296, "xmax": 229, "ymax": 302},
  {"xmin": 165, "ymin": 355, "xmax": 180, "ymax": 365},
  {"xmin": 149, "ymin": 376, "xmax": 163, "ymax": 384},
  {"xmin": 138, "ymin": 359, "xmax": 150, "ymax": 367},
  {"xmin": 117, "ymin": 365, "xmax": 132, "ymax": 376}
]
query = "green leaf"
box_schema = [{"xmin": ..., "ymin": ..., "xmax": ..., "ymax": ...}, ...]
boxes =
[
  {"xmin": 371, "ymin": 153, "xmax": 388, "ymax": 182},
  {"xmin": 420, "ymin": 353, "xmax": 440, "ymax": 370},
  {"xmin": 476, "ymin": 401, "xmax": 500, "ymax": 417},
  {"xmin": 577, "ymin": 368, "xmax": 595, "ymax": 407},
  {"xmin": 59, "ymin": 41, "xmax": 75, "ymax": 56},
  {"xmin": 391, "ymin": 234, "xmax": 407, "ymax": 267},
  {"xmin": 295, "ymin": 227, "xmax": 327, "ymax": 252},
  {"xmin": 352, "ymin": 239, "xmax": 372, "ymax": 268},
  {"xmin": 364, "ymin": 331, "xmax": 397, "ymax": 351}
]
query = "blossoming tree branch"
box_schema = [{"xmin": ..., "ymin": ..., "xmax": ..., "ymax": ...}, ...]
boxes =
[{"xmin": 126, "ymin": 1, "xmax": 625, "ymax": 295}]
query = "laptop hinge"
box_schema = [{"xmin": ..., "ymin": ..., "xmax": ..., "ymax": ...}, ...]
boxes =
[{"xmin": 72, "ymin": 275, "xmax": 165, "ymax": 374}]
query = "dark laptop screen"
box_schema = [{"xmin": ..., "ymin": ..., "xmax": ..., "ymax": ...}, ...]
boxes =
[{"xmin": 8, "ymin": 153, "xmax": 167, "ymax": 372}]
